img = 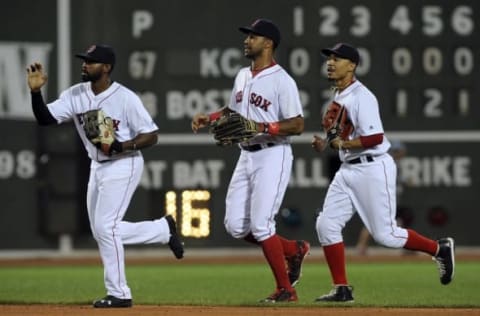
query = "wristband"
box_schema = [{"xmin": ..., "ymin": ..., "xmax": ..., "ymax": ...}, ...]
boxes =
[
  {"xmin": 208, "ymin": 111, "xmax": 222, "ymax": 122},
  {"xmin": 109, "ymin": 140, "xmax": 123, "ymax": 155},
  {"xmin": 266, "ymin": 122, "xmax": 280, "ymax": 135}
]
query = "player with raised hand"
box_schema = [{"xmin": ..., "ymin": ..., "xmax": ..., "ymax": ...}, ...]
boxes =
[
  {"xmin": 192, "ymin": 18, "xmax": 310, "ymax": 303},
  {"xmin": 26, "ymin": 44, "xmax": 184, "ymax": 308},
  {"xmin": 311, "ymin": 43, "xmax": 455, "ymax": 302}
]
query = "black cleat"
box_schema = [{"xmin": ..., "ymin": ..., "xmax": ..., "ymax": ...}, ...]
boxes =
[
  {"xmin": 433, "ymin": 237, "xmax": 455, "ymax": 285},
  {"xmin": 315, "ymin": 285, "xmax": 354, "ymax": 302},
  {"xmin": 93, "ymin": 295, "xmax": 132, "ymax": 308},
  {"xmin": 166, "ymin": 215, "xmax": 184, "ymax": 259},
  {"xmin": 287, "ymin": 240, "xmax": 310, "ymax": 287},
  {"xmin": 259, "ymin": 288, "xmax": 298, "ymax": 303}
]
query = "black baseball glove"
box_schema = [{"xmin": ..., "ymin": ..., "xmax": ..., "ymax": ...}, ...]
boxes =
[{"xmin": 209, "ymin": 112, "xmax": 259, "ymax": 146}]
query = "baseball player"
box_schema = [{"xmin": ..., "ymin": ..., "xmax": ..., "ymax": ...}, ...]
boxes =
[
  {"xmin": 26, "ymin": 44, "xmax": 184, "ymax": 308},
  {"xmin": 311, "ymin": 43, "xmax": 455, "ymax": 302},
  {"xmin": 191, "ymin": 19, "xmax": 310, "ymax": 303}
]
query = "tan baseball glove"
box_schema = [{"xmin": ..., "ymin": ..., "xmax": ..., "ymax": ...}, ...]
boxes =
[{"xmin": 82, "ymin": 109, "xmax": 117, "ymax": 155}]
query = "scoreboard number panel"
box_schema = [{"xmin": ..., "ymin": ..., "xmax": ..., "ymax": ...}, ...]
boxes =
[
  {"xmin": 87, "ymin": 0, "xmax": 478, "ymax": 132},
  {"xmin": 290, "ymin": 2, "xmax": 477, "ymax": 131}
]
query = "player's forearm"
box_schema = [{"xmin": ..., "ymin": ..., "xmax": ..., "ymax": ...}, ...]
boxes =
[
  {"xmin": 336, "ymin": 138, "xmax": 362, "ymax": 150},
  {"xmin": 31, "ymin": 91, "xmax": 56, "ymax": 126},
  {"xmin": 336, "ymin": 134, "xmax": 383, "ymax": 150},
  {"xmin": 261, "ymin": 116, "xmax": 304, "ymax": 136},
  {"xmin": 122, "ymin": 132, "xmax": 158, "ymax": 151}
]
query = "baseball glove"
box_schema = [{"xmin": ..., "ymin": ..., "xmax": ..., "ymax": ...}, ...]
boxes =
[
  {"xmin": 209, "ymin": 112, "xmax": 259, "ymax": 146},
  {"xmin": 322, "ymin": 101, "xmax": 354, "ymax": 144},
  {"xmin": 82, "ymin": 109, "xmax": 116, "ymax": 154}
]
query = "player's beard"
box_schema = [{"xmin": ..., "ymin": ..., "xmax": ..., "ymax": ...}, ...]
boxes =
[
  {"xmin": 81, "ymin": 70, "xmax": 102, "ymax": 83},
  {"xmin": 244, "ymin": 47, "xmax": 262, "ymax": 60}
]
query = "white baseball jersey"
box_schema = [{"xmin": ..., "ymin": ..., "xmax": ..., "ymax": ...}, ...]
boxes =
[
  {"xmin": 317, "ymin": 79, "xmax": 408, "ymax": 250},
  {"xmin": 227, "ymin": 64, "xmax": 304, "ymax": 145},
  {"xmin": 46, "ymin": 81, "xmax": 171, "ymax": 299},
  {"xmin": 224, "ymin": 64, "xmax": 303, "ymax": 242},
  {"xmin": 48, "ymin": 81, "xmax": 158, "ymax": 162},
  {"xmin": 333, "ymin": 80, "xmax": 391, "ymax": 162}
]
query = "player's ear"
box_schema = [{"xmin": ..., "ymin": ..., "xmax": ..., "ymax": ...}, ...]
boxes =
[
  {"xmin": 103, "ymin": 63, "xmax": 113, "ymax": 74},
  {"xmin": 264, "ymin": 38, "xmax": 274, "ymax": 49},
  {"xmin": 348, "ymin": 61, "xmax": 356, "ymax": 72}
]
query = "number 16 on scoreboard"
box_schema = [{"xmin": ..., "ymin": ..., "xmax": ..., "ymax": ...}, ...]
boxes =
[{"xmin": 165, "ymin": 190, "xmax": 211, "ymax": 238}]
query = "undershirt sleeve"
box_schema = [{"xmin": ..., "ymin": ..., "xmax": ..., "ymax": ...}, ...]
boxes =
[
  {"xmin": 360, "ymin": 133, "xmax": 383, "ymax": 148},
  {"xmin": 31, "ymin": 91, "xmax": 57, "ymax": 126}
]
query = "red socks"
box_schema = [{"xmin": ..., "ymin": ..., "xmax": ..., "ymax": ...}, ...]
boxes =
[
  {"xmin": 277, "ymin": 236, "xmax": 298, "ymax": 257},
  {"xmin": 244, "ymin": 234, "xmax": 298, "ymax": 258},
  {"xmin": 323, "ymin": 242, "xmax": 348, "ymax": 285},
  {"xmin": 261, "ymin": 234, "xmax": 293, "ymax": 290},
  {"xmin": 404, "ymin": 229, "xmax": 438, "ymax": 256}
]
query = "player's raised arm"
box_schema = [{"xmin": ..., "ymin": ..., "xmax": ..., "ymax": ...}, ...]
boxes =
[
  {"xmin": 26, "ymin": 62, "xmax": 48, "ymax": 92},
  {"xmin": 26, "ymin": 62, "xmax": 57, "ymax": 126}
]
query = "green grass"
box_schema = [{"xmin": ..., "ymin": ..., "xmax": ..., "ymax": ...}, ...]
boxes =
[{"xmin": 0, "ymin": 262, "xmax": 479, "ymax": 307}]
